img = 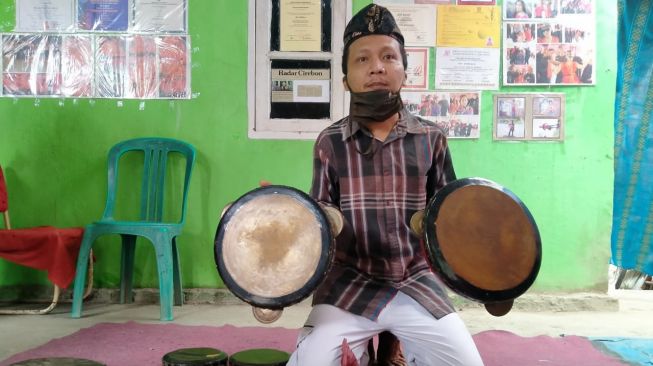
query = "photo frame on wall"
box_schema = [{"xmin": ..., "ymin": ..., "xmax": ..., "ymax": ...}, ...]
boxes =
[
  {"xmin": 493, "ymin": 93, "xmax": 565, "ymax": 141},
  {"xmin": 495, "ymin": 96, "xmax": 526, "ymax": 140}
]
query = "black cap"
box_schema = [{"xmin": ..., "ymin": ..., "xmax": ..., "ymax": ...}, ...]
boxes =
[{"xmin": 343, "ymin": 4, "xmax": 404, "ymax": 51}]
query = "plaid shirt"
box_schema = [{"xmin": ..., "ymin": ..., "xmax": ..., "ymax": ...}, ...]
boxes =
[{"xmin": 310, "ymin": 108, "xmax": 457, "ymax": 321}]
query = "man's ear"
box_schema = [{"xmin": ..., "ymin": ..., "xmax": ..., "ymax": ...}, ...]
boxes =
[
  {"xmin": 403, "ymin": 72, "xmax": 408, "ymax": 86},
  {"xmin": 342, "ymin": 76, "xmax": 350, "ymax": 91}
]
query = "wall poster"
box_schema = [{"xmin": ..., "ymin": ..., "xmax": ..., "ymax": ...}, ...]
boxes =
[
  {"xmin": 502, "ymin": 0, "xmax": 595, "ymax": 85},
  {"xmin": 269, "ymin": 59, "xmax": 331, "ymax": 119},
  {"xmin": 403, "ymin": 90, "xmax": 481, "ymax": 139}
]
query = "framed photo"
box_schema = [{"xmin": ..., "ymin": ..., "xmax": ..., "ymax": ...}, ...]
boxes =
[
  {"xmin": 495, "ymin": 118, "xmax": 526, "ymax": 140},
  {"xmin": 493, "ymin": 93, "xmax": 565, "ymax": 141},
  {"xmin": 532, "ymin": 118, "xmax": 561, "ymax": 139},
  {"xmin": 497, "ymin": 97, "xmax": 525, "ymax": 118},
  {"xmin": 533, "ymin": 96, "xmax": 561, "ymax": 117}
]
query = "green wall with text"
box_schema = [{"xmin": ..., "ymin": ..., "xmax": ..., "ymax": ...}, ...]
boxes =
[{"xmin": 0, "ymin": 0, "xmax": 616, "ymax": 296}]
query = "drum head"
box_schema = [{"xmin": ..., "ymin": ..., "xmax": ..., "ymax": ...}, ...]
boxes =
[
  {"xmin": 423, "ymin": 178, "xmax": 541, "ymax": 303},
  {"xmin": 214, "ymin": 185, "xmax": 333, "ymax": 309}
]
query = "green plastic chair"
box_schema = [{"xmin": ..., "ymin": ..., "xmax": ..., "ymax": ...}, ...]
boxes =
[{"xmin": 71, "ymin": 137, "xmax": 196, "ymax": 321}]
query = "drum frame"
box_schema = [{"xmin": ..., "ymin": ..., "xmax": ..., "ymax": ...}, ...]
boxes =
[
  {"xmin": 423, "ymin": 178, "xmax": 542, "ymax": 303},
  {"xmin": 214, "ymin": 185, "xmax": 334, "ymax": 309}
]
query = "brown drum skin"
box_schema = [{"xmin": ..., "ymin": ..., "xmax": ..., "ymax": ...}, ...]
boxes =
[{"xmin": 423, "ymin": 178, "xmax": 541, "ymax": 304}]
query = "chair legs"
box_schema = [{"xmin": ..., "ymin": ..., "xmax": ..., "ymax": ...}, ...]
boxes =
[
  {"xmin": 172, "ymin": 237, "xmax": 183, "ymax": 306},
  {"xmin": 0, "ymin": 252, "xmax": 93, "ymax": 315},
  {"xmin": 0, "ymin": 285, "xmax": 59, "ymax": 315},
  {"xmin": 71, "ymin": 229, "xmax": 98, "ymax": 318},
  {"xmin": 71, "ymin": 229, "xmax": 183, "ymax": 321},
  {"xmin": 120, "ymin": 234, "xmax": 137, "ymax": 304},
  {"xmin": 151, "ymin": 232, "xmax": 178, "ymax": 321}
]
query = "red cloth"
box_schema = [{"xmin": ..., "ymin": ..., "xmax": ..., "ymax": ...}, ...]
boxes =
[
  {"xmin": 0, "ymin": 166, "xmax": 8, "ymax": 212},
  {"xmin": 0, "ymin": 226, "xmax": 84, "ymax": 288}
]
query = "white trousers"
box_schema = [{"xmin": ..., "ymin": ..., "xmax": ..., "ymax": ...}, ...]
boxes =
[{"xmin": 287, "ymin": 291, "xmax": 484, "ymax": 366}]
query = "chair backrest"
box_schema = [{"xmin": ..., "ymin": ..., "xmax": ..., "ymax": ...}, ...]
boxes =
[
  {"xmin": 0, "ymin": 165, "xmax": 11, "ymax": 229},
  {"xmin": 101, "ymin": 138, "xmax": 196, "ymax": 224}
]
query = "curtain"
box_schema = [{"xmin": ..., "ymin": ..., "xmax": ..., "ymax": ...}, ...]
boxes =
[{"xmin": 611, "ymin": 0, "xmax": 653, "ymax": 276}]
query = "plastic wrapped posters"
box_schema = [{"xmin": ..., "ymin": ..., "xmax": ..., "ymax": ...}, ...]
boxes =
[
  {"xmin": 2, "ymin": 34, "xmax": 62, "ymax": 96},
  {"xmin": 78, "ymin": 0, "xmax": 129, "ymax": 31},
  {"xmin": 127, "ymin": 35, "xmax": 157, "ymax": 98},
  {"xmin": 157, "ymin": 35, "xmax": 188, "ymax": 98},
  {"xmin": 61, "ymin": 35, "xmax": 93, "ymax": 97},
  {"xmin": 95, "ymin": 35, "xmax": 126, "ymax": 97},
  {"xmin": 0, "ymin": 0, "xmax": 190, "ymax": 99}
]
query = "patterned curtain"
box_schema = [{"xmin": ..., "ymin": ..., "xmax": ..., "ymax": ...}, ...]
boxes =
[{"xmin": 611, "ymin": 0, "xmax": 653, "ymax": 276}]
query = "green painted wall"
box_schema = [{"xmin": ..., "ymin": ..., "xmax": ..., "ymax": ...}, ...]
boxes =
[{"xmin": 0, "ymin": 0, "xmax": 616, "ymax": 294}]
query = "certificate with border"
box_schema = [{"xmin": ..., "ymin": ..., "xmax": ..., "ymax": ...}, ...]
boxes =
[
  {"xmin": 132, "ymin": 0, "xmax": 187, "ymax": 32},
  {"xmin": 405, "ymin": 47, "xmax": 429, "ymax": 90},
  {"xmin": 382, "ymin": 4, "xmax": 436, "ymax": 47},
  {"xmin": 436, "ymin": 47, "xmax": 500, "ymax": 90},
  {"xmin": 280, "ymin": 0, "xmax": 322, "ymax": 52},
  {"xmin": 15, "ymin": 0, "xmax": 75, "ymax": 32}
]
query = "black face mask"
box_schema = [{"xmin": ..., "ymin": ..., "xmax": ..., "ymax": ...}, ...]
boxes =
[{"xmin": 349, "ymin": 89, "xmax": 403, "ymax": 125}]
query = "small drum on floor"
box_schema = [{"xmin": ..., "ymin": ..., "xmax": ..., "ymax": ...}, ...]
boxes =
[
  {"xmin": 214, "ymin": 185, "xmax": 335, "ymax": 323},
  {"xmin": 417, "ymin": 178, "xmax": 542, "ymax": 316},
  {"xmin": 229, "ymin": 348, "xmax": 290, "ymax": 366},
  {"xmin": 9, "ymin": 358, "xmax": 104, "ymax": 366},
  {"xmin": 162, "ymin": 347, "xmax": 228, "ymax": 366}
]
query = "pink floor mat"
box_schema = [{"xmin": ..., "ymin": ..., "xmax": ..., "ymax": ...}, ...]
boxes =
[{"xmin": 0, "ymin": 322, "xmax": 628, "ymax": 365}]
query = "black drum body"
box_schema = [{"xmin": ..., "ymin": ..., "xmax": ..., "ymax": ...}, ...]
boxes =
[
  {"xmin": 162, "ymin": 347, "xmax": 228, "ymax": 366},
  {"xmin": 214, "ymin": 185, "xmax": 334, "ymax": 310},
  {"xmin": 422, "ymin": 178, "xmax": 542, "ymax": 305}
]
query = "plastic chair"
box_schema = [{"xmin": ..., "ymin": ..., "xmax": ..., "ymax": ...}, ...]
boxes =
[
  {"xmin": 0, "ymin": 164, "xmax": 93, "ymax": 315},
  {"xmin": 71, "ymin": 137, "xmax": 196, "ymax": 321}
]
